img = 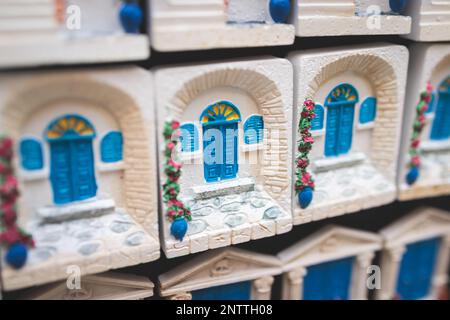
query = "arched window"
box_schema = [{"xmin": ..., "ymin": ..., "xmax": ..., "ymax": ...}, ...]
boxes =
[
  {"xmin": 324, "ymin": 83, "xmax": 359, "ymax": 157},
  {"xmin": 101, "ymin": 131, "xmax": 123, "ymax": 163},
  {"xmin": 180, "ymin": 123, "xmax": 199, "ymax": 152},
  {"xmin": 243, "ymin": 115, "xmax": 264, "ymax": 144},
  {"xmin": 430, "ymin": 76, "xmax": 450, "ymax": 140},
  {"xmin": 359, "ymin": 97, "xmax": 377, "ymax": 124},
  {"xmin": 20, "ymin": 138, "xmax": 43, "ymax": 171},
  {"xmin": 311, "ymin": 104, "xmax": 324, "ymax": 131}
]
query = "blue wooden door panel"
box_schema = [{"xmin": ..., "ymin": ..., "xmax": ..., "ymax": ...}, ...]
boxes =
[
  {"xmin": 325, "ymin": 106, "xmax": 340, "ymax": 157},
  {"xmin": 192, "ymin": 281, "xmax": 251, "ymax": 300},
  {"xmin": 50, "ymin": 141, "xmax": 73, "ymax": 204},
  {"xmin": 396, "ymin": 237, "xmax": 440, "ymax": 300},
  {"xmin": 337, "ymin": 104, "xmax": 355, "ymax": 155},
  {"xmin": 431, "ymin": 92, "xmax": 450, "ymax": 140},
  {"xmin": 203, "ymin": 127, "xmax": 222, "ymax": 183},
  {"xmin": 222, "ymin": 123, "xmax": 238, "ymax": 180},
  {"xmin": 71, "ymin": 140, "xmax": 97, "ymax": 201},
  {"xmin": 304, "ymin": 257, "xmax": 353, "ymax": 300}
]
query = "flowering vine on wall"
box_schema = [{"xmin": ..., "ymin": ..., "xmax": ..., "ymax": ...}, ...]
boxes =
[
  {"xmin": 162, "ymin": 120, "xmax": 192, "ymax": 241},
  {"xmin": 0, "ymin": 136, "xmax": 34, "ymax": 269},
  {"xmin": 295, "ymin": 99, "xmax": 316, "ymax": 209},
  {"xmin": 405, "ymin": 82, "xmax": 433, "ymax": 186}
]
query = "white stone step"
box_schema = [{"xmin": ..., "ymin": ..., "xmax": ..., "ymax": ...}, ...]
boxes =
[
  {"xmin": 0, "ymin": 16, "xmax": 58, "ymax": 31},
  {"xmin": 0, "ymin": 4, "xmax": 54, "ymax": 18},
  {"xmin": 298, "ymin": 2, "xmax": 355, "ymax": 17},
  {"xmin": 192, "ymin": 177, "xmax": 255, "ymax": 200},
  {"xmin": 154, "ymin": 9, "xmax": 226, "ymax": 26}
]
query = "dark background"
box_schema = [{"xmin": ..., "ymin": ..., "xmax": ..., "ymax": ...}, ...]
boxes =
[{"xmin": 2, "ymin": 0, "xmax": 449, "ymax": 300}]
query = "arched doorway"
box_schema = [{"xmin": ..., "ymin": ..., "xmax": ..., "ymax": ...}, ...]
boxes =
[
  {"xmin": 200, "ymin": 101, "xmax": 241, "ymax": 183},
  {"xmin": 324, "ymin": 83, "xmax": 359, "ymax": 157},
  {"xmin": 45, "ymin": 114, "xmax": 97, "ymax": 204},
  {"xmin": 430, "ymin": 76, "xmax": 450, "ymax": 141}
]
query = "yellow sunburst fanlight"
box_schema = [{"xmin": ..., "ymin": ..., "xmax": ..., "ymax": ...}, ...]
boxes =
[
  {"xmin": 440, "ymin": 76, "xmax": 450, "ymax": 92},
  {"xmin": 326, "ymin": 83, "xmax": 359, "ymax": 105},
  {"xmin": 200, "ymin": 101, "xmax": 242, "ymax": 125},
  {"xmin": 46, "ymin": 115, "xmax": 96, "ymax": 140}
]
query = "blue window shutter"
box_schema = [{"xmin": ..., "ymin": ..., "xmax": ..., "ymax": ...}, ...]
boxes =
[
  {"xmin": 430, "ymin": 91, "xmax": 450, "ymax": 140},
  {"xmin": 20, "ymin": 139, "xmax": 43, "ymax": 171},
  {"xmin": 244, "ymin": 115, "xmax": 264, "ymax": 145},
  {"xmin": 192, "ymin": 281, "xmax": 252, "ymax": 300},
  {"xmin": 396, "ymin": 237, "xmax": 440, "ymax": 300},
  {"xmin": 304, "ymin": 257, "xmax": 353, "ymax": 300},
  {"xmin": 180, "ymin": 124, "xmax": 199, "ymax": 152},
  {"xmin": 337, "ymin": 104, "xmax": 355, "ymax": 155},
  {"xmin": 359, "ymin": 97, "xmax": 377, "ymax": 124},
  {"xmin": 311, "ymin": 104, "xmax": 324, "ymax": 130},
  {"xmin": 100, "ymin": 131, "xmax": 123, "ymax": 163}
]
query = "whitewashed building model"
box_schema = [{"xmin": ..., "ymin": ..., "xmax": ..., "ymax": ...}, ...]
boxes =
[
  {"xmin": 0, "ymin": 67, "xmax": 160, "ymax": 291},
  {"xmin": 289, "ymin": 44, "xmax": 408, "ymax": 225},
  {"xmin": 150, "ymin": 0, "xmax": 295, "ymax": 51},
  {"xmin": 293, "ymin": 0, "xmax": 411, "ymax": 37},
  {"xmin": 0, "ymin": 0, "xmax": 149, "ymax": 68},
  {"xmin": 398, "ymin": 43, "xmax": 450, "ymax": 201},
  {"xmin": 158, "ymin": 248, "xmax": 281, "ymax": 300},
  {"xmin": 155, "ymin": 57, "xmax": 294, "ymax": 258},
  {"xmin": 377, "ymin": 207, "xmax": 450, "ymax": 300}
]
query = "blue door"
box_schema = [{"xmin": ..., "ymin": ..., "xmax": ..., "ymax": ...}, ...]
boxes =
[
  {"xmin": 200, "ymin": 101, "xmax": 241, "ymax": 183},
  {"xmin": 324, "ymin": 84, "xmax": 358, "ymax": 157},
  {"xmin": 192, "ymin": 281, "xmax": 252, "ymax": 300},
  {"xmin": 396, "ymin": 237, "xmax": 440, "ymax": 300},
  {"xmin": 303, "ymin": 257, "xmax": 354, "ymax": 300},
  {"xmin": 46, "ymin": 115, "xmax": 97, "ymax": 205},
  {"xmin": 430, "ymin": 76, "xmax": 450, "ymax": 140}
]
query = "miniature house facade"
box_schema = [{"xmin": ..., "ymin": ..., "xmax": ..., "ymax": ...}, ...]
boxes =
[
  {"xmin": 377, "ymin": 207, "xmax": 450, "ymax": 300},
  {"xmin": 0, "ymin": 0, "xmax": 148, "ymax": 68},
  {"xmin": 293, "ymin": 0, "xmax": 411, "ymax": 37},
  {"xmin": 0, "ymin": 67, "xmax": 160, "ymax": 291},
  {"xmin": 278, "ymin": 226, "xmax": 381, "ymax": 300},
  {"xmin": 150, "ymin": 0, "xmax": 295, "ymax": 51},
  {"xmin": 403, "ymin": 0, "xmax": 450, "ymax": 42},
  {"xmin": 289, "ymin": 44, "xmax": 408, "ymax": 225},
  {"xmin": 155, "ymin": 58, "xmax": 293, "ymax": 258},
  {"xmin": 19, "ymin": 272, "xmax": 154, "ymax": 300},
  {"xmin": 158, "ymin": 248, "xmax": 281, "ymax": 300},
  {"xmin": 398, "ymin": 43, "xmax": 450, "ymax": 201}
]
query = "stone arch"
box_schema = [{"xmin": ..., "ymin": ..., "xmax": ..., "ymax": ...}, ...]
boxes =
[
  {"xmin": 1, "ymin": 77, "xmax": 154, "ymax": 229},
  {"xmin": 305, "ymin": 53, "xmax": 399, "ymax": 180},
  {"xmin": 167, "ymin": 68, "xmax": 289, "ymax": 206},
  {"xmin": 432, "ymin": 54, "xmax": 450, "ymax": 83}
]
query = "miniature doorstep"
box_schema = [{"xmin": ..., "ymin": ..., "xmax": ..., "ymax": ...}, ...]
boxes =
[
  {"xmin": 398, "ymin": 43, "xmax": 450, "ymax": 201},
  {"xmin": 158, "ymin": 247, "xmax": 281, "ymax": 300},
  {"xmin": 402, "ymin": 0, "xmax": 450, "ymax": 42},
  {"xmin": 0, "ymin": 0, "xmax": 148, "ymax": 68},
  {"xmin": 293, "ymin": 0, "xmax": 411, "ymax": 37},
  {"xmin": 278, "ymin": 226, "xmax": 381, "ymax": 300},
  {"xmin": 289, "ymin": 43, "xmax": 408, "ymax": 225},
  {"xmin": 0, "ymin": 67, "xmax": 160, "ymax": 291},
  {"xmin": 377, "ymin": 207, "xmax": 450, "ymax": 300},
  {"xmin": 17, "ymin": 271, "xmax": 154, "ymax": 300},
  {"xmin": 150, "ymin": 0, "xmax": 295, "ymax": 51},
  {"xmin": 155, "ymin": 57, "xmax": 294, "ymax": 258}
]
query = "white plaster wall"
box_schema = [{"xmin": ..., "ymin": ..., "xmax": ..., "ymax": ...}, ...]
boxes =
[
  {"xmin": 227, "ymin": 0, "xmax": 269, "ymax": 23},
  {"xmin": 16, "ymin": 100, "xmax": 125, "ymax": 224},
  {"xmin": 355, "ymin": 0, "xmax": 390, "ymax": 15},
  {"xmin": 178, "ymin": 86, "xmax": 262, "ymax": 195},
  {"xmin": 65, "ymin": 0, "xmax": 123, "ymax": 37},
  {"xmin": 310, "ymin": 71, "xmax": 375, "ymax": 160}
]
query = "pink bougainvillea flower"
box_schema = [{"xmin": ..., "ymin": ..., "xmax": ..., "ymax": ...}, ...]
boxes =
[
  {"xmin": 418, "ymin": 115, "xmax": 426, "ymax": 123},
  {"xmin": 297, "ymin": 159, "xmax": 309, "ymax": 169},
  {"xmin": 167, "ymin": 210, "xmax": 177, "ymax": 217},
  {"xmin": 168, "ymin": 158, "xmax": 182, "ymax": 170},
  {"xmin": 304, "ymin": 136, "xmax": 314, "ymax": 144},
  {"xmin": 166, "ymin": 142, "xmax": 175, "ymax": 150},
  {"xmin": 304, "ymin": 99, "xmax": 315, "ymax": 110},
  {"xmin": 411, "ymin": 156, "xmax": 421, "ymax": 167},
  {"xmin": 0, "ymin": 138, "xmax": 13, "ymax": 159},
  {"xmin": 171, "ymin": 121, "xmax": 180, "ymax": 130},
  {"xmin": 0, "ymin": 226, "xmax": 22, "ymax": 245},
  {"xmin": 426, "ymin": 82, "xmax": 433, "ymax": 94},
  {"xmin": 301, "ymin": 173, "xmax": 312, "ymax": 185},
  {"xmin": 411, "ymin": 139, "xmax": 420, "ymax": 148}
]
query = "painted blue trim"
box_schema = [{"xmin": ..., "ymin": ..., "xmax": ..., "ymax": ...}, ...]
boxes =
[
  {"xmin": 426, "ymin": 91, "xmax": 436, "ymax": 114},
  {"xmin": 199, "ymin": 101, "xmax": 242, "ymax": 125},
  {"xmin": 192, "ymin": 281, "xmax": 252, "ymax": 300},
  {"xmin": 303, "ymin": 257, "xmax": 354, "ymax": 300},
  {"xmin": 430, "ymin": 76, "xmax": 450, "ymax": 140},
  {"xmin": 180, "ymin": 123, "xmax": 199, "ymax": 152},
  {"xmin": 244, "ymin": 115, "xmax": 264, "ymax": 145},
  {"xmin": 359, "ymin": 97, "xmax": 377, "ymax": 124},
  {"xmin": 396, "ymin": 237, "xmax": 440, "ymax": 300},
  {"xmin": 101, "ymin": 131, "xmax": 123, "ymax": 163},
  {"xmin": 19, "ymin": 138, "xmax": 44, "ymax": 171},
  {"xmin": 47, "ymin": 115, "xmax": 97, "ymax": 205},
  {"xmin": 311, "ymin": 104, "xmax": 324, "ymax": 131}
]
